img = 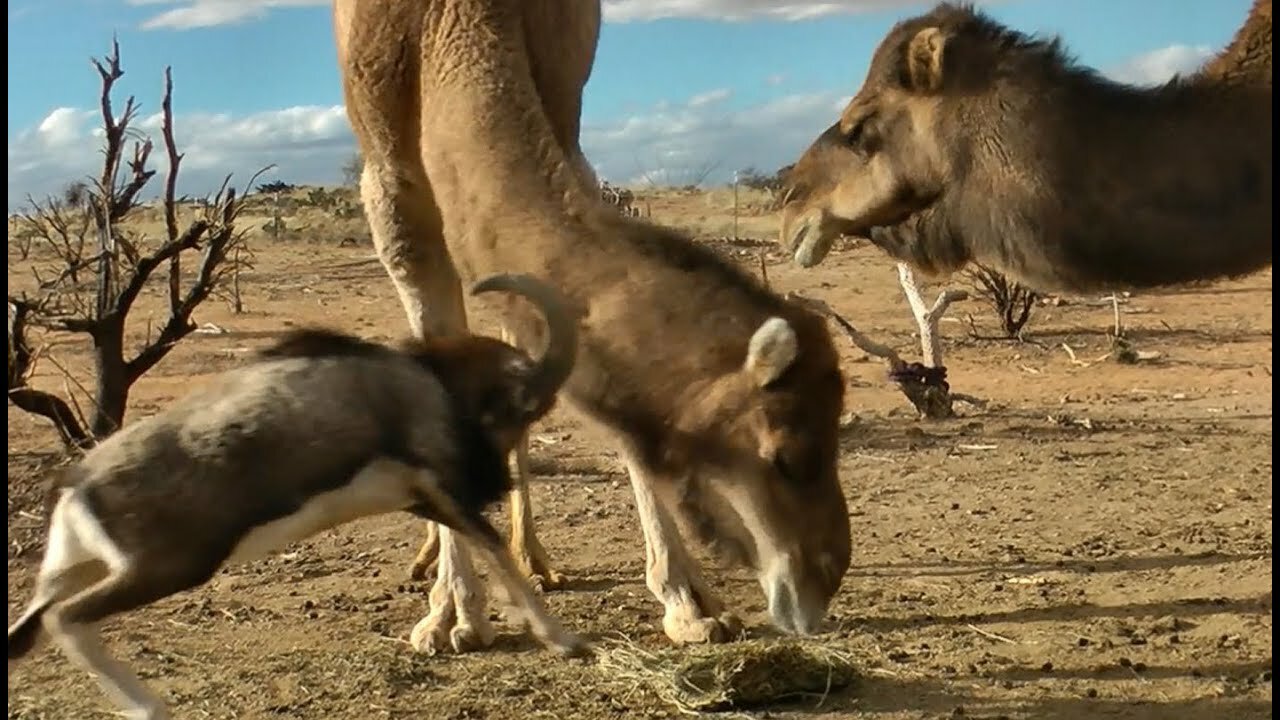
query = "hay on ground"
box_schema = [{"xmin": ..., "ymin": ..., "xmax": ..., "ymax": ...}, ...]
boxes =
[{"xmin": 596, "ymin": 638, "xmax": 859, "ymax": 714}]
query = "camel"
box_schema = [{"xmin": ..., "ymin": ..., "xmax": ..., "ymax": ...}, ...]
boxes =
[
  {"xmin": 334, "ymin": 0, "xmax": 852, "ymax": 653},
  {"xmin": 599, "ymin": 181, "xmax": 640, "ymax": 216},
  {"xmin": 777, "ymin": 1, "xmax": 1272, "ymax": 295},
  {"xmin": 1196, "ymin": 0, "xmax": 1271, "ymax": 87}
]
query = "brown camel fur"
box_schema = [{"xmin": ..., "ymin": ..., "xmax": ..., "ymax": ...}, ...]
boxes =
[
  {"xmin": 1196, "ymin": 0, "xmax": 1272, "ymax": 87},
  {"xmin": 778, "ymin": 1, "xmax": 1272, "ymax": 294},
  {"xmin": 334, "ymin": 0, "xmax": 852, "ymax": 653}
]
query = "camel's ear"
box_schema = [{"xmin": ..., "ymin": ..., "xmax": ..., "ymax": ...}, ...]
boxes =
[
  {"xmin": 744, "ymin": 317, "xmax": 798, "ymax": 387},
  {"xmin": 906, "ymin": 27, "xmax": 947, "ymax": 92}
]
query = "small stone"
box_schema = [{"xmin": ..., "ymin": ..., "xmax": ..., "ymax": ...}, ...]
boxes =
[
  {"xmin": 1040, "ymin": 661, "xmax": 1054, "ymax": 673},
  {"xmin": 1118, "ymin": 657, "xmax": 1133, "ymax": 668},
  {"xmin": 1077, "ymin": 637, "xmax": 1090, "ymax": 647},
  {"xmin": 1085, "ymin": 688, "xmax": 1098, "ymax": 698}
]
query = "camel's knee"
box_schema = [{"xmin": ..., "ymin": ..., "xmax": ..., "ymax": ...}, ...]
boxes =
[{"xmin": 359, "ymin": 162, "xmax": 449, "ymax": 270}]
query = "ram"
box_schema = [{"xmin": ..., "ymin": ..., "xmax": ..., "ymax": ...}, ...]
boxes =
[{"xmin": 7, "ymin": 273, "xmax": 584, "ymax": 720}]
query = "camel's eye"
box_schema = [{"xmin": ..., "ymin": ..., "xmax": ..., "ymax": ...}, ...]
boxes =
[
  {"xmin": 772, "ymin": 454, "xmax": 793, "ymax": 482},
  {"xmin": 846, "ymin": 120, "xmax": 867, "ymax": 146},
  {"xmin": 845, "ymin": 114, "xmax": 878, "ymax": 151}
]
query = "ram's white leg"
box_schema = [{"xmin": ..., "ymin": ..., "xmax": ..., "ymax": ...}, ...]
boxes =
[
  {"xmin": 48, "ymin": 618, "xmax": 170, "ymax": 720},
  {"xmin": 469, "ymin": 533, "xmax": 586, "ymax": 656},
  {"xmin": 8, "ymin": 491, "xmax": 113, "ymax": 665},
  {"xmin": 404, "ymin": 468, "xmax": 583, "ymax": 656},
  {"xmin": 623, "ymin": 453, "xmax": 742, "ymax": 645},
  {"xmin": 34, "ymin": 494, "xmax": 170, "ymax": 719}
]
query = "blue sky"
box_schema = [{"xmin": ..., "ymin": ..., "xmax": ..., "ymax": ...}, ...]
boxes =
[{"xmin": 7, "ymin": 0, "xmax": 1254, "ymax": 209}]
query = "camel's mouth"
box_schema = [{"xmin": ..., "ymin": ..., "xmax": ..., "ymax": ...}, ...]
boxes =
[
  {"xmin": 791, "ymin": 212, "xmax": 874, "ymax": 269},
  {"xmin": 792, "ymin": 219, "xmax": 829, "ymax": 269}
]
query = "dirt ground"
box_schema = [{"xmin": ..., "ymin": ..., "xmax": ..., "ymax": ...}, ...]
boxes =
[{"xmin": 7, "ymin": 189, "xmax": 1273, "ymax": 719}]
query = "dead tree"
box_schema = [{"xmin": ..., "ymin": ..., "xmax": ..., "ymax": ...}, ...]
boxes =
[
  {"xmin": 9, "ymin": 298, "xmax": 90, "ymax": 449},
  {"xmin": 789, "ymin": 264, "xmax": 982, "ymax": 420},
  {"xmin": 7, "ymin": 40, "xmax": 259, "ymax": 447},
  {"xmin": 963, "ymin": 263, "xmax": 1040, "ymax": 339}
]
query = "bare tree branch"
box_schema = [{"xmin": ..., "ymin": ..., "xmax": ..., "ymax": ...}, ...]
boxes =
[
  {"xmin": 8, "ymin": 299, "xmax": 90, "ymax": 449},
  {"xmin": 9, "ymin": 41, "xmax": 255, "ymax": 447},
  {"xmin": 161, "ymin": 66, "xmax": 183, "ymax": 314},
  {"xmin": 790, "ymin": 268, "xmax": 982, "ymax": 421},
  {"xmin": 786, "ymin": 292, "xmax": 906, "ymax": 366},
  {"xmin": 113, "ymin": 220, "xmax": 211, "ymax": 319},
  {"xmin": 896, "ymin": 263, "xmax": 968, "ymax": 369}
]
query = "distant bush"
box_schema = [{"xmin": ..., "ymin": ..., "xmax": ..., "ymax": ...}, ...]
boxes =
[
  {"xmin": 256, "ymin": 180, "xmax": 296, "ymax": 194},
  {"xmin": 736, "ymin": 165, "xmax": 790, "ymax": 193}
]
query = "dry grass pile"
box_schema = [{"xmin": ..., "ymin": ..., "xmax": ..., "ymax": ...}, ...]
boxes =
[{"xmin": 596, "ymin": 638, "xmax": 858, "ymax": 714}]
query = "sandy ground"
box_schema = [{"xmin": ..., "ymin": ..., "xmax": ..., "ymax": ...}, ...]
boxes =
[{"xmin": 7, "ymin": 188, "xmax": 1273, "ymax": 719}]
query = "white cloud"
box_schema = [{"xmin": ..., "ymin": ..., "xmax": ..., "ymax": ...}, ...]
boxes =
[
  {"xmin": 130, "ymin": 0, "xmax": 939, "ymax": 30},
  {"xmin": 582, "ymin": 90, "xmax": 846, "ymax": 187},
  {"xmin": 3, "ymin": 82, "xmax": 868, "ymax": 210},
  {"xmin": 1106, "ymin": 44, "xmax": 1215, "ymax": 86},
  {"xmin": 8, "ymin": 104, "xmax": 355, "ymax": 210},
  {"xmin": 602, "ymin": 0, "xmax": 933, "ymax": 22},
  {"xmin": 129, "ymin": 0, "xmax": 327, "ymax": 31},
  {"xmin": 9, "ymin": 39, "xmax": 1218, "ymax": 210},
  {"xmin": 36, "ymin": 108, "xmax": 94, "ymax": 148},
  {"xmin": 686, "ymin": 88, "xmax": 732, "ymax": 108}
]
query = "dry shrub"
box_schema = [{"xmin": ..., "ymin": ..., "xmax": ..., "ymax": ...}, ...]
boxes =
[{"xmin": 963, "ymin": 263, "xmax": 1040, "ymax": 338}]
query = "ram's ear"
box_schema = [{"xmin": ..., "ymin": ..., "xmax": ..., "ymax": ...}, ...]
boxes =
[{"xmin": 906, "ymin": 27, "xmax": 948, "ymax": 92}]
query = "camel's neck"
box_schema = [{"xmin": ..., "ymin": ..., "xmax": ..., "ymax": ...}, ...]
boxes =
[
  {"xmin": 1195, "ymin": 1, "xmax": 1272, "ymax": 87},
  {"xmin": 414, "ymin": 14, "xmax": 601, "ymax": 280},
  {"xmin": 960, "ymin": 74, "xmax": 1272, "ymax": 291}
]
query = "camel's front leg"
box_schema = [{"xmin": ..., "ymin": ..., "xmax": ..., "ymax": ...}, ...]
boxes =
[
  {"xmin": 508, "ymin": 431, "xmax": 566, "ymax": 591},
  {"xmin": 406, "ymin": 434, "xmax": 566, "ymax": 590},
  {"xmin": 409, "ymin": 526, "xmax": 496, "ymax": 654},
  {"xmin": 623, "ymin": 452, "xmax": 743, "ymax": 645},
  {"xmin": 407, "ymin": 522, "xmax": 440, "ymax": 580}
]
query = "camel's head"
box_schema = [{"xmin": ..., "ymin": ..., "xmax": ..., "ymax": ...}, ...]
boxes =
[
  {"xmin": 677, "ymin": 313, "xmax": 850, "ymax": 636},
  {"xmin": 779, "ymin": 4, "xmax": 987, "ymax": 270}
]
